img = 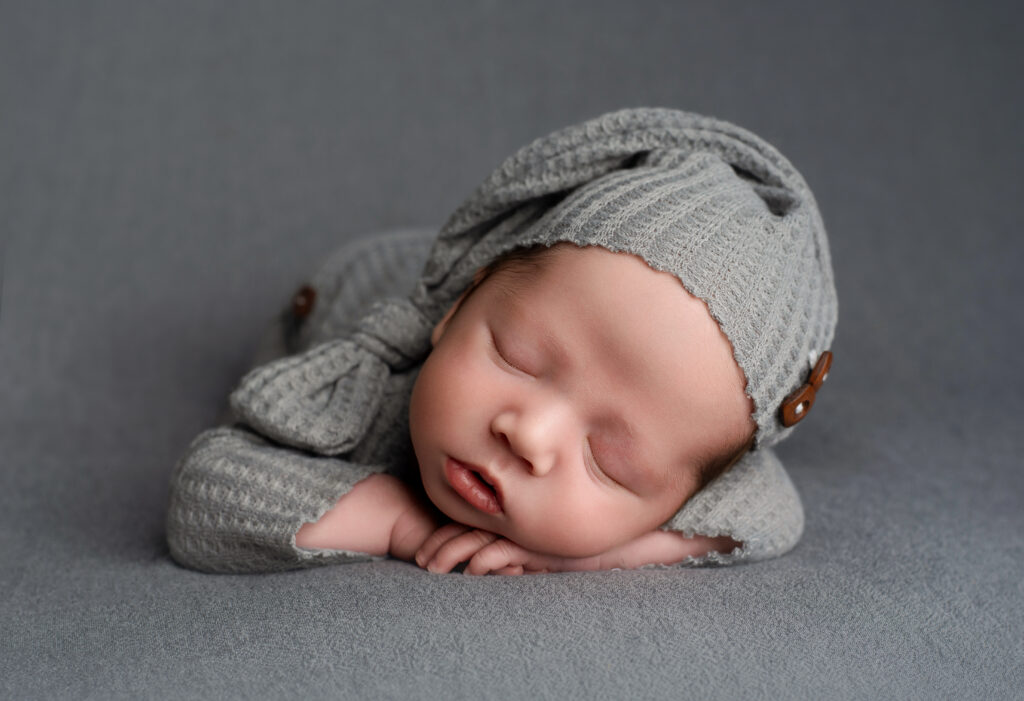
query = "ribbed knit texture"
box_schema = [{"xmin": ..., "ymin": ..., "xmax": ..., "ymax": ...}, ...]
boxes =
[
  {"xmin": 167, "ymin": 425, "xmax": 388, "ymax": 573},
  {"xmin": 167, "ymin": 108, "xmax": 838, "ymax": 572},
  {"xmin": 663, "ymin": 446, "xmax": 804, "ymax": 564}
]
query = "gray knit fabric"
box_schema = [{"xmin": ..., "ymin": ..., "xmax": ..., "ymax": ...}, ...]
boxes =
[
  {"xmin": 167, "ymin": 108, "xmax": 837, "ymax": 572},
  {"xmin": 168, "ymin": 425, "xmax": 389, "ymax": 573}
]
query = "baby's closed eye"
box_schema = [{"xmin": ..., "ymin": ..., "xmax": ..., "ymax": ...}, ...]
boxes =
[{"xmin": 488, "ymin": 328, "xmax": 534, "ymax": 376}]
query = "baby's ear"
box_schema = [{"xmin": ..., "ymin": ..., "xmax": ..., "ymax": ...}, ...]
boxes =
[{"xmin": 430, "ymin": 268, "xmax": 488, "ymax": 346}]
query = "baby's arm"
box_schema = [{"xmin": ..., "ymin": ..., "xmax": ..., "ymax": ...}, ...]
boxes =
[
  {"xmin": 415, "ymin": 525, "xmax": 739, "ymax": 575},
  {"xmin": 294, "ymin": 473, "xmax": 443, "ymax": 562},
  {"xmin": 166, "ymin": 425, "xmax": 441, "ymax": 573}
]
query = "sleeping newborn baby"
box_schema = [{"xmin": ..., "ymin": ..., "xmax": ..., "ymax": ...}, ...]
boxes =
[
  {"xmin": 299, "ymin": 242, "xmax": 755, "ymax": 575},
  {"xmin": 166, "ymin": 107, "xmax": 838, "ymax": 575}
]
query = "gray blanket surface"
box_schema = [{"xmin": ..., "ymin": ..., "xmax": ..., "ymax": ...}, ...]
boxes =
[{"xmin": 3, "ymin": 2, "xmax": 1022, "ymax": 699}]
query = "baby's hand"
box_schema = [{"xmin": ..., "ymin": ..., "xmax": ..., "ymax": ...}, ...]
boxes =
[
  {"xmin": 414, "ymin": 524, "xmax": 596, "ymax": 576},
  {"xmin": 414, "ymin": 525, "xmax": 741, "ymax": 575},
  {"xmin": 414, "ymin": 524, "xmax": 522, "ymax": 575}
]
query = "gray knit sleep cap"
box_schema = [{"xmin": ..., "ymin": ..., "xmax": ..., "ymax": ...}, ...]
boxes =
[{"xmin": 229, "ymin": 107, "xmax": 838, "ymax": 565}]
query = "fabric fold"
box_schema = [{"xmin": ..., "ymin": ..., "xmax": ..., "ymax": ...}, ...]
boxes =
[
  {"xmin": 229, "ymin": 339, "xmax": 388, "ymax": 456},
  {"xmin": 660, "ymin": 448, "xmax": 804, "ymax": 564},
  {"xmin": 229, "ymin": 296, "xmax": 434, "ymax": 456}
]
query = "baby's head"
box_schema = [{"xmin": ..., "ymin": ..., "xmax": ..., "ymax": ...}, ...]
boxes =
[
  {"xmin": 406, "ymin": 115, "xmax": 837, "ymax": 560},
  {"xmin": 410, "ymin": 242, "xmax": 757, "ymax": 557}
]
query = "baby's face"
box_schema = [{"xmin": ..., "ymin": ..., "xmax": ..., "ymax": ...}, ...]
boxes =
[{"xmin": 409, "ymin": 243, "xmax": 754, "ymax": 558}]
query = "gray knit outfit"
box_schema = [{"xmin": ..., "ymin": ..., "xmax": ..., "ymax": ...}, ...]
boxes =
[{"xmin": 166, "ymin": 107, "xmax": 838, "ymax": 574}]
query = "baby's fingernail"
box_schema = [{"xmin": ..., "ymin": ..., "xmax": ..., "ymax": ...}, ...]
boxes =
[{"xmin": 414, "ymin": 554, "xmax": 424, "ymax": 567}]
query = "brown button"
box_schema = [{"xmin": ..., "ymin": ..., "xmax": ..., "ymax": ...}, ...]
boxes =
[
  {"xmin": 780, "ymin": 350, "xmax": 833, "ymax": 427},
  {"xmin": 292, "ymin": 285, "xmax": 316, "ymax": 319}
]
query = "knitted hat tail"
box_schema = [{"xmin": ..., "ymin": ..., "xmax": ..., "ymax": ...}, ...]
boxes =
[
  {"xmin": 417, "ymin": 108, "xmax": 829, "ymax": 316},
  {"xmin": 442, "ymin": 108, "xmax": 813, "ymax": 236}
]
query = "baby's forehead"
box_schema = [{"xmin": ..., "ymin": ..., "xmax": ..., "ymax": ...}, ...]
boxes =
[
  {"xmin": 487, "ymin": 244, "xmax": 737, "ymax": 378},
  {"xmin": 492, "ymin": 243, "xmax": 717, "ymax": 327}
]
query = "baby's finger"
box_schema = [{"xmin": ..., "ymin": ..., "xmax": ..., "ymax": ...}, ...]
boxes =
[
  {"xmin": 414, "ymin": 523, "xmax": 470, "ymax": 568},
  {"xmin": 464, "ymin": 539, "xmax": 528, "ymax": 576},
  {"xmin": 493, "ymin": 565, "xmax": 524, "ymax": 576},
  {"xmin": 427, "ymin": 529, "xmax": 499, "ymax": 574}
]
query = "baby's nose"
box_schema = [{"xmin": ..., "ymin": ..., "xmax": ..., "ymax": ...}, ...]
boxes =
[{"xmin": 491, "ymin": 405, "xmax": 566, "ymax": 476}]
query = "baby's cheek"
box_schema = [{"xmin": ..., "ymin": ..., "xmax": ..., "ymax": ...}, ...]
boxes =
[
  {"xmin": 431, "ymin": 345, "xmax": 484, "ymax": 402},
  {"xmin": 517, "ymin": 493, "xmax": 627, "ymax": 558},
  {"xmin": 409, "ymin": 362, "xmax": 449, "ymax": 456}
]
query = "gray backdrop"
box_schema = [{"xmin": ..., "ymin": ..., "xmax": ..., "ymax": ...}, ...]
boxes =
[{"xmin": 2, "ymin": 2, "xmax": 1022, "ymax": 699}]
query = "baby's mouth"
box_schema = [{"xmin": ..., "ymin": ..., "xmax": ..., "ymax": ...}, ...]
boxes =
[{"xmin": 445, "ymin": 458, "xmax": 503, "ymax": 515}]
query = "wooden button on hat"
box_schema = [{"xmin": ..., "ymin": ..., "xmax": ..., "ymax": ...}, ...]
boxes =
[{"xmin": 780, "ymin": 350, "xmax": 833, "ymax": 427}]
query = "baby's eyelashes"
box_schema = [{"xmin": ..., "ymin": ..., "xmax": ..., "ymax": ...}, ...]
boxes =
[{"xmin": 583, "ymin": 437, "xmax": 620, "ymax": 488}]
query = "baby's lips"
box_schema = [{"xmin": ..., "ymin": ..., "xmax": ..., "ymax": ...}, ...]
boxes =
[
  {"xmin": 445, "ymin": 458, "xmax": 504, "ymax": 514},
  {"xmin": 474, "ymin": 465, "xmax": 504, "ymax": 505}
]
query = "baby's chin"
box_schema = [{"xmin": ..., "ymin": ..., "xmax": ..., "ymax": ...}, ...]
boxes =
[
  {"xmin": 478, "ymin": 519, "xmax": 630, "ymax": 560},
  {"xmin": 516, "ymin": 532, "xmax": 623, "ymax": 560},
  {"xmin": 422, "ymin": 489, "xmax": 617, "ymax": 558},
  {"xmin": 418, "ymin": 466, "xmax": 635, "ymax": 558}
]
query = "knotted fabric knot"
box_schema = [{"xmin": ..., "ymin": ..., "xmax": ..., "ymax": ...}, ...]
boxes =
[{"xmin": 229, "ymin": 298, "xmax": 432, "ymax": 455}]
